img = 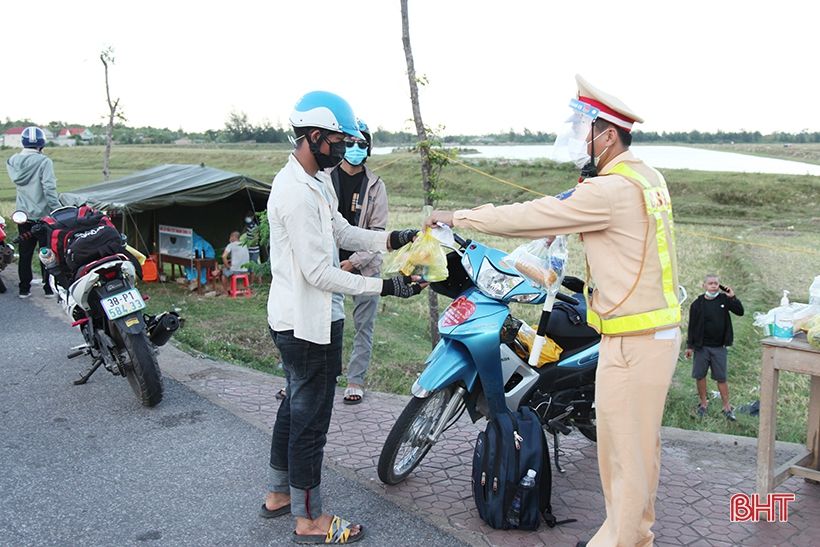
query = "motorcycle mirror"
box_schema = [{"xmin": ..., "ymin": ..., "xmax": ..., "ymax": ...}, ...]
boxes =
[{"xmin": 11, "ymin": 210, "xmax": 28, "ymax": 224}]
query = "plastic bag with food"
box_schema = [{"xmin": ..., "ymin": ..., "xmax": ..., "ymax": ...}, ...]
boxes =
[
  {"xmin": 500, "ymin": 236, "xmax": 567, "ymax": 291},
  {"xmin": 382, "ymin": 227, "xmax": 448, "ymax": 282}
]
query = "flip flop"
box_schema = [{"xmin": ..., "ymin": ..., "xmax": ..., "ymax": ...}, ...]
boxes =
[
  {"xmin": 292, "ymin": 515, "xmax": 365, "ymax": 544},
  {"xmin": 259, "ymin": 502, "xmax": 291, "ymax": 518},
  {"xmin": 343, "ymin": 386, "xmax": 364, "ymax": 406}
]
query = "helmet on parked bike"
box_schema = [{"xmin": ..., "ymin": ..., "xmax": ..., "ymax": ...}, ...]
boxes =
[
  {"xmin": 21, "ymin": 126, "xmax": 46, "ymax": 149},
  {"xmin": 289, "ymin": 91, "xmax": 364, "ymax": 140}
]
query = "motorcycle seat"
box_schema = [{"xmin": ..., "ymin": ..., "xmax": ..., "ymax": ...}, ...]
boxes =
[{"xmin": 75, "ymin": 253, "xmax": 131, "ymax": 280}]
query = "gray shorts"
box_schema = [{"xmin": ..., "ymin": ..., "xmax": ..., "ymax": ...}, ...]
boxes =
[{"xmin": 692, "ymin": 346, "xmax": 728, "ymax": 382}]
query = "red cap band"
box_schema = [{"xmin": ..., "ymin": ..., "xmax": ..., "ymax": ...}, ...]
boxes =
[{"xmin": 578, "ymin": 96, "xmax": 636, "ymax": 131}]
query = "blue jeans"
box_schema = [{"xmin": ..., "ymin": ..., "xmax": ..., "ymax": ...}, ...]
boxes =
[{"xmin": 268, "ymin": 320, "xmax": 343, "ymax": 518}]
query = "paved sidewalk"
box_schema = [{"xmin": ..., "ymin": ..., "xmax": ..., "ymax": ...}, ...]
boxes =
[{"xmin": 159, "ymin": 345, "xmax": 820, "ymax": 547}]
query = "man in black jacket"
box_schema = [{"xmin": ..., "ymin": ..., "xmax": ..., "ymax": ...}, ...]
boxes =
[{"xmin": 685, "ymin": 274, "xmax": 744, "ymax": 420}]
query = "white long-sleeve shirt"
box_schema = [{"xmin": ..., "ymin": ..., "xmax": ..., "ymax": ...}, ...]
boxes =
[{"xmin": 266, "ymin": 155, "xmax": 387, "ymax": 344}]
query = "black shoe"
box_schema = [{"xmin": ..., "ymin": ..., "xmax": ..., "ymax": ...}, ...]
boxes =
[
  {"xmin": 723, "ymin": 408, "xmax": 737, "ymax": 421},
  {"xmin": 19, "ymin": 290, "xmax": 31, "ymax": 299},
  {"xmin": 576, "ymin": 542, "xmax": 588, "ymax": 547}
]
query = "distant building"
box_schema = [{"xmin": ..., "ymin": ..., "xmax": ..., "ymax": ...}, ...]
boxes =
[
  {"xmin": 174, "ymin": 137, "xmax": 193, "ymax": 145},
  {"xmin": 2, "ymin": 126, "xmax": 55, "ymax": 148},
  {"xmin": 53, "ymin": 127, "xmax": 95, "ymax": 147}
]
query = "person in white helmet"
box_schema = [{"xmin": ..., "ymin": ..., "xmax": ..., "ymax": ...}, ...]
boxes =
[
  {"xmin": 260, "ymin": 90, "xmax": 422, "ymax": 544},
  {"xmin": 5, "ymin": 126, "xmax": 60, "ymax": 298}
]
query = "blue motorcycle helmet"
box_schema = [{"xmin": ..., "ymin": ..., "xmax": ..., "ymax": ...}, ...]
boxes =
[
  {"xmin": 289, "ymin": 91, "xmax": 364, "ymax": 141},
  {"xmin": 21, "ymin": 126, "xmax": 46, "ymax": 149}
]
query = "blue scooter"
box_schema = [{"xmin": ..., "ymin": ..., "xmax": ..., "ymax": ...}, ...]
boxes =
[{"xmin": 377, "ymin": 232, "xmax": 601, "ymax": 485}]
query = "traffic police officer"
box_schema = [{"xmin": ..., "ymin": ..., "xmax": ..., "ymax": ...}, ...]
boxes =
[{"xmin": 425, "ymin": 75, "xmax": 681, "ymax": 547}]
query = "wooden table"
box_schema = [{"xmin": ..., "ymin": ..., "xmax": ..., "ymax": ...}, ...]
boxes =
[
  {"xmin": 158, "ymin": 254, "xmax": 218, "ymax": 292},
  {"xmin": 756, "ymin": 333, "xmax": 820, "ymax": 495}
]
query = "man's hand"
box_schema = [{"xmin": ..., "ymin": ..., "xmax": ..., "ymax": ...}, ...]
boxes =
[
  {"xmin": 381, "ymin": 275, "xmax": 424, "ymax": 298},
  {"xmin": 340, "ymin": 260, "xmax": 355, "ymax": 272},
  {"xmin": 423, "ymin": 210, "xmax": 454, "ymax": 230},
  {"xmin": 723, "ymin": 286, "xmax": 735, "ymax": 298},
  {"xmin": 684, "ymin": 348, "xmax": 693, "ymax": 359},
  {"xmin": 388, "ymin": 229, "xmax": 419, "ymax": 251}
]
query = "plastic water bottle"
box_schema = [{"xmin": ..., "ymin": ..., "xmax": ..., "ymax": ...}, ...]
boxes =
[
  {"xmin": 773, "ymin": 290, "xmax": 794, "ymax": 340},
  {"xmin": 39, "ymin": 247, "xmax": 57, "ymax": 270},
  {"xmin": 506, "ymin": 468, "xmax": 537, "ymax": 527}
]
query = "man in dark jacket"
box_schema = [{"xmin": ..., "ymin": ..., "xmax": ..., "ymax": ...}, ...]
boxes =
[{"xmin": 685, "ymin": 274, "xmax": 744, "ymax": 420}]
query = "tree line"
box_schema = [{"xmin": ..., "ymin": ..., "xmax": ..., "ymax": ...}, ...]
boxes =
[{"xmin": 3, "ymin": 117, "xmax": 819, "ymax": 146}]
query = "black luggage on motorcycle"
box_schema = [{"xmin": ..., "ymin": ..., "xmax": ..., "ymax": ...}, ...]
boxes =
[
  {"xmin": 42, "ymin": 205, "xmax": 121, "ymax": 277},
  {"xmin": 471, "ymin": 407, "xmax": 564, "ymax": 530},
  {"xmin": 64, "ymin": 224, "xmax": 124, "ymax": 272}
]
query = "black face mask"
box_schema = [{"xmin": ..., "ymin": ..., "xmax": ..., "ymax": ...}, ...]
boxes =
[{"xmin": 310, "ymin": 132, "xmax": 346, "ymax": 169}]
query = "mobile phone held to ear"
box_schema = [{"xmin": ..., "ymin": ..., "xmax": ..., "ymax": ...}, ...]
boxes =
[{"xmin": 719, "ymin": 284, "xmax": 729, "ymax": 292}]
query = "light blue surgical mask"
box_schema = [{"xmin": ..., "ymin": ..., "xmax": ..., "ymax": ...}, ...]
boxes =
[{"xmin": 344, "ymin": 144, "xmax": 368, "ymax": 166}]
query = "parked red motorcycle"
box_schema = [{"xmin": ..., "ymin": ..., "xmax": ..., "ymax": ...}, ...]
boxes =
[{"xmin": 0, "ymin": 215, "xmax": 14, "ymax": 293}]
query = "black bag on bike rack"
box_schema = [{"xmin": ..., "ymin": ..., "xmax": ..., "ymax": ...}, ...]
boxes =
[
  {"xmin": 64, "ymin": 224, "xmax": 124, "ymax": 272},
  {"xmin": 471, "ymin": 406, "xmax": 569, "ymax": 530}
]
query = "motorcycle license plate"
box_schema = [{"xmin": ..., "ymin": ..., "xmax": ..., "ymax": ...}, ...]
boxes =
[{"xmin": 102, "ymin": 288, "xmax": 146, "ymax": 320}]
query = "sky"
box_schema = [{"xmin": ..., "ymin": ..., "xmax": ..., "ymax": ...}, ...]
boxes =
[{"xmin": 2, "ymin": 0, "xmax": 818, "ymax": 136}]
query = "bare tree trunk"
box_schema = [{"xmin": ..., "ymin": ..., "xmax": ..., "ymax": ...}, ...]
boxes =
[
  {"xmin": 400, "ymin": 0, "xmax": 439, "ymax": 347},
  {"xmin": 100, "ymin": 49, "xmax": 120, "ymax": 181}
]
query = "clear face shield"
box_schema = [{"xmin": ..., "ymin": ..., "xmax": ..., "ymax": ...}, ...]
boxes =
[{"xmin": 551, "ymin": 98, "xmax": 599, "ymax": 168}]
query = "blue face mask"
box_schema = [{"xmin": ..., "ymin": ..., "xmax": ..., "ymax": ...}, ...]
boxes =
[{"xmin": 344, "ymin": 144, "xmax": 368, "ymax": 166}]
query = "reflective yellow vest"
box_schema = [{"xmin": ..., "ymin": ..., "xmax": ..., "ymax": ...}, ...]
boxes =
[{"xmin": 584, "ymin": 162, "xmax": 681, "ymax": 335}]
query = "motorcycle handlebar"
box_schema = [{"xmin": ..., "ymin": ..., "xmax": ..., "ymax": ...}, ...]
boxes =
[{"xmin": 452, "ymin": 232, "xmax": 468, "ymax": 248}]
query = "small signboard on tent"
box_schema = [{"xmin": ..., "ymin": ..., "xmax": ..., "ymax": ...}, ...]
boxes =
[{"xmin": 159, "ymin": 224, "xmax": 194, "ymax": 258}]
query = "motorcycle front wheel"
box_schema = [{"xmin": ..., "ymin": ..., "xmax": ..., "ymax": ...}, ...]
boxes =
[
  {"xmin": 377, "ymin": 386, "xmax": 457, "ymax": 485},
  {"xmin": 122, "ymin": 330, "xmax": 163, "ymax": 407}
]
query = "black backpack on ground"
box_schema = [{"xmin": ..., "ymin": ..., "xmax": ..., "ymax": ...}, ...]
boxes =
[{"xmin": 471, "ymin": 406, "xmax": 571, "ymax": 530}]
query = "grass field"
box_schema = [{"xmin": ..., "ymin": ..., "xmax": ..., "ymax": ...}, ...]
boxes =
[{"xmin": 2, "ymin": 143, "xmax": 818, "ymax": 442}]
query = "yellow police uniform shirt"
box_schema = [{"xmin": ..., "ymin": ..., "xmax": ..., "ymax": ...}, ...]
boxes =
[{"xmin": 453, "ymin": 150, "xmax": 676, "ymax": 325}]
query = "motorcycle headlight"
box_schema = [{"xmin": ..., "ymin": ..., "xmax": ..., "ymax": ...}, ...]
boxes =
[{"xmin": 476, "ymin": 257, "xmax": 522, "ymax": 299}]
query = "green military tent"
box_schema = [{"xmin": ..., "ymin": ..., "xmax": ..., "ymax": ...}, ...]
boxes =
[{"xmin": 60, "ymin": 164, "xmax": 270, "ymax": 255}]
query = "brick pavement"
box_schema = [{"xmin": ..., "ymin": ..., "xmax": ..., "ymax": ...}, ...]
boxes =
[{"xmin": 161, "ymin": 347, "xmax": 820, "ymax": 546}]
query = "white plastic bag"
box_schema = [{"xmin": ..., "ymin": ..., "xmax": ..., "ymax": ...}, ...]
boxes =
[{"xmin": 500, "ymin": 236, "xmax": 567, "ymax": 291}]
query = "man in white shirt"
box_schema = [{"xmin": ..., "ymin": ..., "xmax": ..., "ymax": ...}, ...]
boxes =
[
  {"xmin": 260, "ymin": 90, "xmax": 421, "ymax": 545},
  {"xmin": 220, "ymin": 231, "xmax": 250, "ymax": 293}
]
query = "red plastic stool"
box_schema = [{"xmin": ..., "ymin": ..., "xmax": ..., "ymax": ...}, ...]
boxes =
[{"xmin": 229, "ymin": 273, "xmax": 252, "ymax": 298}]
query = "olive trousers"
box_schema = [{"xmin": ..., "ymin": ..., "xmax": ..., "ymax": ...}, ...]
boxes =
[{"xmin": 589, "ymin": 328, "xmax": 680, "ymax": 547}]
